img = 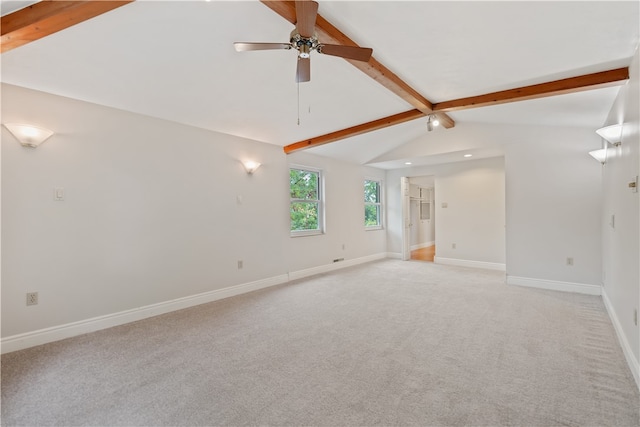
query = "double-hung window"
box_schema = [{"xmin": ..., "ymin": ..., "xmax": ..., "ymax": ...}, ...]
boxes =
[
  {"xmin": 364, "ymin": 179, "xmax": 382, "ymax": 229},
  {"xmin": 290, "ymin": 167, "xmax": 323, "ymax": 236}
]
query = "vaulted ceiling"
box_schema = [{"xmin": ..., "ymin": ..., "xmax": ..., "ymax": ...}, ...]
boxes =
[{"xmin": 2, "ymin": 1, "xmax": 639, "ymax": 169}]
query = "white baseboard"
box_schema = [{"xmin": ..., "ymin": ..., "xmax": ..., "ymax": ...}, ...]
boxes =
[
  {"xmin": 1, "ymin": 274, "xmax": 289, "ymax": 354},
  {"xmin": 2, "ymin": 254, "xmax": 388, "ymax": 354},
  {"xmin": 386, "ymin": 252, "xmax": 402, "ymax": 259},
  {"xmin": 602, "ymin": 289, "xmax": 640, "ymax": 390},
  {"xmin": 507, "ymin": 275, "xmax": 601, "ymax": 296},
  {"xmin": 410, "ymin": 241, "xmax": 435, "ymax": 251},
  {"xmin": 434, "ymin": 257, "xmax": 506, "ymax": 271},
  {"xmin": 288, "ymin": 253, "xmax": 386, "ymax": 281}
]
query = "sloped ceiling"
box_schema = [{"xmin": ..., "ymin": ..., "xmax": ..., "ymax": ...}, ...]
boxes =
[{"xmin": 1, "ymin": 1, "xmax": 638, "ymax": 168}]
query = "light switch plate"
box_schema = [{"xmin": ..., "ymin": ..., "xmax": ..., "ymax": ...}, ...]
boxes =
[{"xmin": 54, "ymin": 187, "xmax": 64, "ymax": 201}]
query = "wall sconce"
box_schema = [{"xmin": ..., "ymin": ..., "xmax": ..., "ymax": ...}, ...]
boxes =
[
  {"xmin": 588, "ymin": 148, "xmax": 607, "ymax": 164},
  {"xmin": 426, "ymin": 114, "xmax": 440, "ymax": 132},
  {"xmin": 3, "ymin": 123, "xmax": 54, "ymax": 148},
  {"xmin": 596, "ymin": 124, "xmax": 623, "ymax": 145},
  {"xmin": 242, "ymin": 160, "xmax": 261, "ymax": 174}
]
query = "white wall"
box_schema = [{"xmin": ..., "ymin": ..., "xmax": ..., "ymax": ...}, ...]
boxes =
[
  {"xmin": 386, "ymin": 157, "xmax": 505, "ymax": 268},
  {"xmin": 601, "ymin": 46, "xmax": 639, "ymax": 382},
  {"xmin": 1, "ymin": 84, "xmax": 386, "ymax": 342},
  {"xmin": 504, "ymin": 126, "xmax": 603, "ymax": 288},
  {"xmin": 286, "ymin": 151, "xmax": 386, "ymax": 272},
  {"xmin": 1, "ymin": 84, "xmax": 287, "ymax": 337},
  {"xmin": 435, "ymin": 158, "xmax": 505, "ymax": 265}
]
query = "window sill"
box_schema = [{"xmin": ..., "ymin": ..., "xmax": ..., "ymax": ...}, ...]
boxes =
[
  {"xmin": 365, "ymin": 226, "xmax": 383, "ymax": 231},
  {"xmin": 290, "ymin": 230, "xmax": 324, "ymax": 238}
]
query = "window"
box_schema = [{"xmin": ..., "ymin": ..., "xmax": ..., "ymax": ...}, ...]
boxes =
[
  {"xmin": 290, "ymin": 167, "xmax": 323, "ymax": 236},
  {"xmin": 364, "ymin": 179, "xmax": 382, "ymax": 229}
]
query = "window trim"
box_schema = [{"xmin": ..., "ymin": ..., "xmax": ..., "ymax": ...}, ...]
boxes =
[
  {"xmin": 364, "ymin": 177, "xmax": 383, "ymax": 230},
  {"xmin": 290, "ymin": 165, "xmax": 325, "ymax": 237}
]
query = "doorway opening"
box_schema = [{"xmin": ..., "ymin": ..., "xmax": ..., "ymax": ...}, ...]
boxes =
[{"xmin": 401, "ymin": 176, "xmax": 435, "ymax": 262}]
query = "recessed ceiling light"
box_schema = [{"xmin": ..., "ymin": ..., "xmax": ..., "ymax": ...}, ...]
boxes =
[
  {"xmin": 405, "ymin": 162, "xmax": 412, "ymax": 165},
  {"xmin": 464, "ymin": 154, "xmax": 472, "ymax": 158}
]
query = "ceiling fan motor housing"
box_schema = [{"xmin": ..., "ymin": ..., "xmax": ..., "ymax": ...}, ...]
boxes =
[{"xmin": 290, "ymin": 31, "xmax": 318, "ymax": 58}]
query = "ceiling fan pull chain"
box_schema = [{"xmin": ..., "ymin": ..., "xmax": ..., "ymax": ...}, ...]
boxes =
[{"xmin": 297, "ymin": 80, "xmax": 300, "ymax": 125}]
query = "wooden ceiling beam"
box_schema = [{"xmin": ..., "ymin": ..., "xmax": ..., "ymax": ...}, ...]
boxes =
[
  {"xmin": 1, "ymin": 0, "xmax": 134, "ymax": 54},
  {"xmin": 312, "ymin": 14, "xmax": 454, "ymax": 130},
  {"xmin": 284, "ymin": 109, "xmax": 425, "ymax": 154},
  {"xmin": 433, "ymin": 67, "xmax": 629, "ymax": 113},
  {"xmin": 283, "ymin": 67, "xmax": 629, "ymax": 154},
  {"xmin": 260, "ymin": 0, "xmax": 455, "ymax": 131}
]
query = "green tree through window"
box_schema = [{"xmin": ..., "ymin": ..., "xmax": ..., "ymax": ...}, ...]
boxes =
[
  {"xmin": 290, "ymin": 168, "xmax": 322, "ymax": 233},
  {"xmin": 365, "ymin": 179, "xmax": 382, "ymax": 227}
]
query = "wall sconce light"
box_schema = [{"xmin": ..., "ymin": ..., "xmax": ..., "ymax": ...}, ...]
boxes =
[
  {"xmin": 3, "ymin": 123, "xmax": 54, "ymax": 148},
  {"xmin": 596, "ymin": 124, "xmax": 622, "ymax": 145},
  {"xmin": 588, "ymin": 148, "xmax": 607, "ymax": 164},
  {"xmin": 426, "ymin": 114, "xmax": 440, "ymax": 132},
  {"xmin": 242, "ymin": 160, "xmax": 261, "ymax": 174}
]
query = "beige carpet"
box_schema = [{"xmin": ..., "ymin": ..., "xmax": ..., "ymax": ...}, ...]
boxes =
[{"xmin": 2, "ymin": 260, "xmax": 639, "ymax": 426}]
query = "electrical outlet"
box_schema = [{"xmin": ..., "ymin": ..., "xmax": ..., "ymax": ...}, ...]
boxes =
[
  {"xmin": 237, "ymin": 260, "xmax": 243, "ymax": 269},
  {"xmin": 26, "ymin": 292, "xmax": 38, "ymax": 306},
  {"xmin": 566, "ymin": 257, "xmax": 574, "ymax": 266}
]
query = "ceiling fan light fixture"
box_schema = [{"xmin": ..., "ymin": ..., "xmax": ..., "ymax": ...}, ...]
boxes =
[{"xmin": 298, "ymin": 43, "xmax": 311, "ymax": 58}]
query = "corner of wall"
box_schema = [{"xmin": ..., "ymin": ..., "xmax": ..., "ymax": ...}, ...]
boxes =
[{"xmin": 603, "ymin": 289, "xmax": 640, "ymax": 390}]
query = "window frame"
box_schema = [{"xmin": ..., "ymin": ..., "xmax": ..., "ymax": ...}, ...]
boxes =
[
  {"xmin": 289, "ymin": 165, "xmax": 324, "ymax": 237},
  {"xmin": 364, "ymin": 178, "xmax": 383, "ymax": 230}
]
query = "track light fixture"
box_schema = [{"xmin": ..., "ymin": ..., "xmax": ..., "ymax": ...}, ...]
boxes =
[{"xmin": 426, "ymin": 114, "xmax": 440, "ymax": 132}]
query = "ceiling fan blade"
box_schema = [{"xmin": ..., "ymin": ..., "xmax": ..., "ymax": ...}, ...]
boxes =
[
  {"xmin": 295, "ymin": 0, "xmax": 318, "ymax": 38},
  {"xmin": 318, "ymin": 44, "xmax": 373, "ymax": 62},
  {"xmin": 296, "ymin": 57, "xmax": 310, "ymax": 83},
  {"xmin": 234, "ymin": 42, "xmax": 291, "ymax": 52}
]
